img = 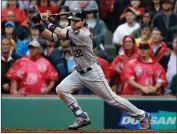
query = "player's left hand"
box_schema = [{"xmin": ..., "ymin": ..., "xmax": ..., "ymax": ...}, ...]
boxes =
[
  {"xmin": 40, "ymin": 13, "xmax": 49, "ymax": 21},
  {"xmin": 32, "ymin": 12, "xmax": 41, "ymax": 24}
]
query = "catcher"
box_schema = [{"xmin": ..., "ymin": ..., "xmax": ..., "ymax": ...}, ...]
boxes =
[{"xmin": 31, "ymin": 8, "xmax": 151, "ymax": 130}]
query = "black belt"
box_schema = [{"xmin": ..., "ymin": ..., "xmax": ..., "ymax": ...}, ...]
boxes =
[{"xmin": 77, "ymin": 67, "xmax": 92, "ymax": 74}]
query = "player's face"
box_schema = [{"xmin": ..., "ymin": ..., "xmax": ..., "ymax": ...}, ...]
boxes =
[
  {"xmin": 124, "ymin": 37, "xmax": 134, "ymax": 50},
  {"xmin": 71, "ymin": 20, "xmax": 83, "ymax": 30},
  {"xmin": 138, "ymin": 48, "xmax": 150, "ymax": 57},
  {"xmin": 2, "ymin": 39, "xmax": 11, "ymax": 53}
]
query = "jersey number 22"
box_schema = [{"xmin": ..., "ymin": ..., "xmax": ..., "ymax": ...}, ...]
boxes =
[{"xmin": 74, "ymin": 49, "xmax": 83, "ymax": 58}]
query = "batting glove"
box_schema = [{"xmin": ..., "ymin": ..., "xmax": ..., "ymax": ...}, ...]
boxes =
[{"xmin": 31, "ymin": 12, "xmax": 45, "ymax": 32}]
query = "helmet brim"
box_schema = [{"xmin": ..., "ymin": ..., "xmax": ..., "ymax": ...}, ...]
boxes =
[{"xmin": 68, "ymin": 16, "xmax": 81, "ymax": 21}]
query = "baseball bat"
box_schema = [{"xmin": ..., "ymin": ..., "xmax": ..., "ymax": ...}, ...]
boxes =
[
  {"xmin": 49, "ymin": 12, "xmax": 70, "ymax": 17},
  {"xmin": 49, "ymin": 8, "xmax": 98, "ymax": 16}
]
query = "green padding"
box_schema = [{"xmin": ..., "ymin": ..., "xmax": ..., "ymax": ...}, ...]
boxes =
[
  {"xmin": 2, "ymin": 97, "xmax": 104, "ymax": 129},
  {"xmin": 157, "ymin": 111, "xmax": 177, "ymax": 130}
]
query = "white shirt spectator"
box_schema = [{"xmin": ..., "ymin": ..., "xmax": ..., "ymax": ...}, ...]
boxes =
[
  {"xmin": 64, "ymin": 0, "xmax": 98, "ymax": 10},
  {"xmin": 165, "ymin": 52, "xmax": 177, "ymax": 95},
  {"xmin": 64, "ymin": 1, "xmax": 80, "ymax": 10},
  {"xmin": 112, "ymin": 22, "xmax": 140, "ymax": 45}
]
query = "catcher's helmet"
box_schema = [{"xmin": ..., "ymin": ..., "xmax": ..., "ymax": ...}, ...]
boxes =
[{"xmin": 68, "ymin": 8, "xmax": 86, "ymax": 21}]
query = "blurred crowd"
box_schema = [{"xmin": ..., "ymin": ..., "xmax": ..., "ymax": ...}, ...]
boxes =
[{"xmin": 1, "ymin": 0, "xmax": 177, "ymax": 96}]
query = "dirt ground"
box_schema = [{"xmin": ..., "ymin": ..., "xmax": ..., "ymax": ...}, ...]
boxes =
[{"xmin": 1, "ymin": 129, "xmax": 177, "ymax": 133}]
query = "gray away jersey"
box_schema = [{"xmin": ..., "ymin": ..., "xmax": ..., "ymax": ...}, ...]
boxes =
[{"xmin": 66, "ymin": 26, "xmax": 96, "ymax": 70}]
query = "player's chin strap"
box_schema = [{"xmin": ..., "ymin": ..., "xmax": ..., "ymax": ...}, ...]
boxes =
[{"xmin": 68, "ymin": 102, "xmax": 88, "ymax": 119}]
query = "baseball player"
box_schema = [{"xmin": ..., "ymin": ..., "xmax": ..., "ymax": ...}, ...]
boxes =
[{"xmin": 31, "ymin": 8, "xmax": 151, "ymax": 130}]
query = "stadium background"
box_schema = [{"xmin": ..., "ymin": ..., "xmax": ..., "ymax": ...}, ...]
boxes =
[{"xmin": 1, "ymin": 0, "xmax": 177, "ymax": 132}]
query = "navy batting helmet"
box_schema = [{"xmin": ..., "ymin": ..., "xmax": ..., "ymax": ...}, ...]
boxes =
[{"xmin": 68, "ymin": 8, "xmax": 86, "ymax": 21}]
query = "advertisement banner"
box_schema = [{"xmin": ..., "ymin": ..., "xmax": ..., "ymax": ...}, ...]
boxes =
[
  {"xmin": 104, "ymin": 97, "xmax": 177, "ymax": 130},
  {"xmin": 119, "ymin": 111, "xmax": 177, "ymax": 130}
]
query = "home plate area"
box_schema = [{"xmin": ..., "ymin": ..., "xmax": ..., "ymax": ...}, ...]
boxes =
[{"xmin": 2, "ymin": 128, "xmax": 177, "ymax": 133}]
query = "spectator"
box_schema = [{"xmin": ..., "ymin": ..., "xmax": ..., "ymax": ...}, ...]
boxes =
[
  {"xmin": 174, "ymin": 0, "xmax": 177, "ymax": 14},
  {"xmin": 113, "ymin": 8, "xmax": 140, "ymax": 54},
  {"xmin": 55, "ymin": 0, "xmax": 65, "ymax": 12},
  {"xmin": 120, "ymin": 0, "xmax": 145, "ymax": 21},
  {"xmin": 162, "ymin": 36, "xmax": 177, "ymax": 95},
  {"xmin": 98, "ymin": 0, "xmax": 114, "ymax": 21},
  {"xmin": 28, "ymin": 41, "xmax": 59, "ymax": 94},
  {"xmin": 149, "ymin": 28, "xmax": 171, "ymax": 64},
  {"xmin": 30, "ymin": 27, "xmax": 46, "ymax": 50},
  {"xmin": 64, "ymin": 0, "xmax": 98, "ymax": 11},
  {"xmin": 132, "ymin": 10, "xmax": 152, "ymax": 38},
  {"xmin": 2, "ymin": 0, "xmax": 27, "ymax": 23},
  {"xmin": 93, "ymin": 44, "xmax": 110, "ymax": 82},
  {"xmin": 135, "ymin": 24, "xmax": 152, "ymax": 46},
  {"xmin": 35, "ymin": 0, "xmax": 58, "ymax": 14},
  {"xmin": 2, "ymin": 0, "xmax": 29, "ymax": 9},
  {"xmin": 1, "ymin": 38, "xmax": 21, "ymax": 94},
  {"xmin": 140, "ymin": 10, "xmax": 152, "ymax": 25},
  {"xmin": 152, "ymin": 0, "xmax": 177, "ymax": 49},
  {"xmin": 56, "ymin": 6, "xmax": 70, "ymax": 28},
  {"xmin": 1, "ymin": 10, "xmax": 20, "ymax": 31},
  {"xmin": 87, "ymin": 13, "xmax": 107, "ymax": 59},
  {"xmin": 110, "ymin": 35, "xmax": 138, "ymax": 94},
  {"xmin": 55, "ymin": 46, "xmax": 73, "ymax": 81},
  {"xmin": 15, "ymin": 32, "xmax": 30, "ymax": 56},
  {"xmin": 3, "ymin": 21, "xmax": 17, "ymax": 52},
  {"xmin": 43, "ymin": 40, "xmax": 55, "ymax": 59},
  {"xmin": 149, "ymin": 0, "xmax": 162, "ymax": 17},
  {"xmin": 79, "ymin": 0, "xmax": 98, "ymax": 10},
  {"xmin": 48, "ymin": 40, "xmax": 64, "ymax": 67},
  {"xmin": 16, "ymin": 6, "xmax": 37, "ymax": 39},
  {"xmin": 6, "ymin": 57, "xmax": 46, "ymax": 95},
  {"xmin": 105, "ymin": 0, "xmax": 129, "ymax": 33},
  {"xmin": 123, "ymin": 43, "xmax": 168, "ymax": 95},
  {"xmin": 170, "ymin": 74, "xmax": 177, "ymax": 95},
  {"xmin": 15, "ymin": 6, "xmax": 37, "ymax": 56},
  {"xmin": 6, "ymin": 10, "xmax": 16, "ymax": 21},
  {"xmin": 64, "ymin": 0, "xmax": 80, "ymax": 10}
]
